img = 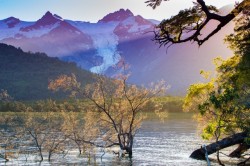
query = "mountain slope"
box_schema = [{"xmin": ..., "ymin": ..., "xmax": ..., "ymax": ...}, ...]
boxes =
[
  {"xmin": 0, "ymin": 43, "xmax": 95, "ymax": 100},
  {"xmin": 0, "ymin": 7, "xmax": 234, "ymax": 95},
  {"xmin": 1, "ymin": 12, "xmax": 93, "ymax": 57}
]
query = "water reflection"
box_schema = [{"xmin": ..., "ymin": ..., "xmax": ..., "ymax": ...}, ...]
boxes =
[{"xmin": 129, "ymin": 112, "xmax": 207, "ymax": 166}]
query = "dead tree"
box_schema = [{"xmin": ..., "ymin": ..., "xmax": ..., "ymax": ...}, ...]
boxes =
[{"xmin": 190, "ymin": 131, "xmax": 248, "ymax": 160}]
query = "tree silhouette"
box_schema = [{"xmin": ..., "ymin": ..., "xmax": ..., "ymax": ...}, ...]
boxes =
[{"xmin": 146, "ymin": 0, "xmax": 249, "ymax": 47}]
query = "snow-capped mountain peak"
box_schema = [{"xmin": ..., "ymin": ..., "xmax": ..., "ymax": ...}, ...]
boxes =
[
  {"xmin": 98, "ymin": 9, "xmax": 134, "ymax": 23},
  {"xmin": 0, "ymin": 6, "xmax": 234, "ymax": 95},
  {"xmin": 0, "ymin": 10, "xmax": 155, "ymax": 72},
  {"xmin": 20, "ymin": 11, "xmax": 61, "ymax": 32},
  {"xmin": 40, "ymin": 11, "xmax": 62, "ymax": 23},
  {"xmin": 53, "ymin": 14, "xmax": 63, "ymax": 20}
]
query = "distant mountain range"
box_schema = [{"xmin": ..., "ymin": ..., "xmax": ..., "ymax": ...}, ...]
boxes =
[{"xmin": 0, "ymin": 5, "xmax": 234, "ymax": 95}]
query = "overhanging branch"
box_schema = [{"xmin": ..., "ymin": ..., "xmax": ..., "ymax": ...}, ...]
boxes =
[{"xmin": 152, "ymin": 0, "xmax": 248, "ymax": 47}]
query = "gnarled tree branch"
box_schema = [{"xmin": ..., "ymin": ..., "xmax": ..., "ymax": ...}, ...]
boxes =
[{"xmin": 147, "ymin": 0, "xmax": 249, "ymax": 47}]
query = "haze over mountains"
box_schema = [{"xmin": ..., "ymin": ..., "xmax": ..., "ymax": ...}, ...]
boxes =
[
  {"xmin": 0, "ymin": 6, "xmax": 234, "ymax": 95},
  {"xmin": 0, "ymin": 43, "xmax": 95, "ymax": 100}
]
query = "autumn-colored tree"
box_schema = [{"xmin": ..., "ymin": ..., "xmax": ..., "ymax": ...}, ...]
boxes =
[
  {"xmin": 49, "ymin": 71, "xmax": 167, "ymax": 158},
  {"xmin": 0, "ymin": 100, "xmax": 71, "ymax": 162},
  {"xmin": 23, "ymin": 100, "xmax": 69, "ymax": 162},
  {"xmin": 0, "ymin": 90, "xmax": 12, "ymax": 161},
  {"xmin": 59, "ymin": 101, "xmax": 99, "ymax": 156}
]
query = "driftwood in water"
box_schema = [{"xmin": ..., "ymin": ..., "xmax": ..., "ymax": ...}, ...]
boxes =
[
  {"xmin": 229, "ymin": 143, "xmax": 250, "ymax": 158},
  {"xmin": 190, "ymin": 131, "xmax": 248, "ymax": 160}
]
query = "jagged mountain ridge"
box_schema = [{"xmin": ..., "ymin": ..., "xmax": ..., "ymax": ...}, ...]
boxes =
[
  {"xmin": 1, "ymin": 11, "xmax": 92, "ymax": 57},
  {"xmin": 0, "ymin": 7, "xmax": 234, "ymax": 95}
]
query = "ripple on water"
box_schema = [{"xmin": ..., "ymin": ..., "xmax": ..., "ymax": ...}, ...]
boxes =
[{"xmin": 0, "ymin": 113, "xmax": 216, "ymax": 165}]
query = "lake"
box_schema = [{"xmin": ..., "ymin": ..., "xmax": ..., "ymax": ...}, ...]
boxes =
[{"xmin": 0, "ymin": 112, "xmax": 225, "ymax": 165}]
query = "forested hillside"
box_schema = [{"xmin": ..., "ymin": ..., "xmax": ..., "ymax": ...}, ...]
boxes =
[{"xmin": 0, "ymin": 43, "xmax": 95, "ymax": 100}]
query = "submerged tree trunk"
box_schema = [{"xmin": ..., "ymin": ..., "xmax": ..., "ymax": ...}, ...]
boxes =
[
  {"xmin": 0, "ymin": 153, "xmax": 9, "ymax": 162},
  {"xmin": 118, "ymin": 133, "xmax": 134, "ymax": 158},
  {"xmin": 38, "ymin": 147, "xmax": 43, "ymax": 162},
  {"xmin": 190, "ymin": 132, "xmax": 248, "ymax": 160},
  {"xmin": 48, "ymin": 151, "xmax": 53, "ymax": 162},
  {"xmin": 128, "ymin": 135, "xmax": 133, "ymax": 158},
  {"xmin": 125, "ymin": 147, "xmax": 133, "ymax": 158},
  {"xmin": 229, "ymin": 143, "xmax": 250, "ymax": 158},
  {"xmin": 128, "ymin": 148, "xmax": 133, "ymax": 158}
]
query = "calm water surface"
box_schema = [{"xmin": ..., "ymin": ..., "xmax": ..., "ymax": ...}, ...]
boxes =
[
  {"xmin": 1, "ymin": 112, "xmax": 213, "ymax": 166},
  {"xmin": 130, "ymin": 112, "xmax": 205, "ymax": 166}
]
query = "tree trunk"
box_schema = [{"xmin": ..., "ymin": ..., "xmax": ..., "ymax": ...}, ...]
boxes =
[
  {"xmin": 48, "ymin": 151, "xmax": 52, "ymax": 162},
  {"xmin": 190, "ymin": 132, "xmax": 248, "ymax": 160},
  {"xmin": 0, "ymin": 153, "xmax": 9, "ymax": 162},
  {"xmin": 127, "ymin": 135, "xmax": 133, "ymax": 158},
  {"xmin": 126, "ymin": 147, "xmax": 133, "ymax": 158},
  {"xmin": 79, "ymin": 149, "xmax": 82, "ymax": 155},
  {"xmin": 38, "ymin": 147, "xmax": 43, "ymax": 161},
  {"xmin": 229, "ymin": 143, "xmax": 250, "ymax": 158}
]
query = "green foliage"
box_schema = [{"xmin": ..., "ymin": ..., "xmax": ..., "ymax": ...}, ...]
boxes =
[
  {"xmin": 144, "ymin": 96, "xmax": 183, "ymax": 112},
  {"xmin": 183, "ymin": 82, "xmax": 213, "ymax": 112},
  {"xmin": 184, "ymin": 13, "xmax": 250, "ymax": 142},
  {"xmin": 0, "ymin": 101, "xmax": 28, "ymax": 112},
  {"xmin": 0, "ymin": 44, "xmax": 95, "ymax": 101},
  {"xmin": 158, "ymin": 3, "xmax": 218, "ymax": 42},
  {"xmin": 202, "ymin": 123, "xmax": 217, "ymax": 140},
  {"xmin": 145, "ymin": 0, "xmax": 169, "ymax": 9}
]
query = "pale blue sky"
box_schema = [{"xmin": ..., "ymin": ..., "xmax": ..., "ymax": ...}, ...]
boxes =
[{"xmin": 0, "ymin": 0, "xmax": 236, "ymax": 22}]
